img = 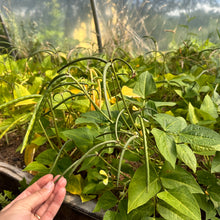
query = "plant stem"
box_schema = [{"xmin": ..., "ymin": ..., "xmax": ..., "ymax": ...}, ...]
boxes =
[
  {"xmin": 48, "ymin": 95, "xmax": 62, "ymax": 148},
  {"xmin": 68, "ymin": 74, "xmax": 113, "ymax": 123},
  {"xmin": 112, "ymin": 65, "xmax": 139, "ymax": 133},
  {"xmin": 55, "ymin": 140, "xmax": 118, "ymax": 183},
  {"xmin": 139, "ymin": 115, "xmax": 150, "ymax": 192},
  {"xmin": 103, "ymin": 62, "xmax": 112, "ymax": 119},
  {"xmin": 49, "ymin": 140, "xmax": 73, "ymax": 174},
  {"xmin": 57, "ymin": 56, "xmax": 107, "ymax": 73},
  {"xmin": 38, "ymin": 119, "xmax": 57, "ymax": 151},
  {"xmin": 115, "ymin": 109, "xmax": 125, "ymax": 141},
  {"xmin": 98, "ymin": 153, "xmax": 129, "ymax": 179},
  {"xmin": 117, "ymin": 135, "xmax": 138, "ymax": 186}
]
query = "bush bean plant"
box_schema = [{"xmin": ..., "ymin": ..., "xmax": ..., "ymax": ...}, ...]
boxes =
[{"xmin": 0, "ymin": 39, "xmax": 220, "ymax": 219}]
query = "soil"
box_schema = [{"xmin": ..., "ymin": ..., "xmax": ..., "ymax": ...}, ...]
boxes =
[{"xmin": 0, "ymin": 131, "xmax": 25, "ymax": 169}]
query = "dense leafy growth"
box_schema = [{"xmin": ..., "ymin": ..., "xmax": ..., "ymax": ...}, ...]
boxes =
[{"xmin": 0, "ymin": 39, "xmax": 220, "ymax": 219}]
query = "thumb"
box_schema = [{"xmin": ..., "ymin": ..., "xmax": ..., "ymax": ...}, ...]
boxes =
[{"xmin": 18, "ymin": 181, "xmax": 55, "ymax": 211}]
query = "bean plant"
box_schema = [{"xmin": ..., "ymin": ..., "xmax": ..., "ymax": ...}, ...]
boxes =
[{"xmin": 0, "ymin": 40, "xmax": 220, "ymax": 219}]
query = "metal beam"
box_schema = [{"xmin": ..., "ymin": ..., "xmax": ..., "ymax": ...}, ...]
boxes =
[{"xmin": 90, "ymin": 0, "xmax": 103, "ymax": 53}]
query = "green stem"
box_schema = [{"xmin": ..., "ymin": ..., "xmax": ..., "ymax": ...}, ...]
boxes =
[
  {"xmin": 48, "ymin": 95, "xmax": 62, "ymax": 148},
  {"xmin": 115, "ymin": 109, "xmax": 125, "ymax": 141},
  {"xmin": 38, "ymin": 119, "xmax": 57, "ymax": 151},
  {"xmin": 112, "ymin": 78, "xmax": 131, "ymax": 130},
  {"xmin": 57, "ymin": 56, "xmax": 108, "ymax": 73},
  {"xmin": 117, "ymin": 135, "xmax": 138, "ymax": 186},
  {"xmin": 112, "ymin": 58, "xmax": 135, "ymax": 77},
  {"xmin": 55, "ymin": 140, "xmax": 118, "ymax": 182},
  {"xmin": 103, "ymin": 62, "xmax": 112, "ymax": 119},
  {"xmin": 68, "ymin": 74, "xmax": 113, "ymax": 123},
  {"xmin": 112, "ymin": 66, "xmax": 139, "ymax": 133},
  {"xmin": 98, "ymin": 154, "xmax": 128, "ymax": 179},
  {"xmin": 139, "ymin": 115, "xmax": 150, "ymax": 192},
  {"xmin": 49, "ymin": 140, "xmax": 73, "ymax": 174}
]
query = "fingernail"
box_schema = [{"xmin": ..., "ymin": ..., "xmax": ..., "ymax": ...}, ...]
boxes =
[{"xmin": 43, "ymin": 181, "xmax": 54, "ymax": 190}]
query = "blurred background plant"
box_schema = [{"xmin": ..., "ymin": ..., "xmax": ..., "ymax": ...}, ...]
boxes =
[{"xmin": 1, "ymin": 0, "xmax": 220, "ymax": 58}]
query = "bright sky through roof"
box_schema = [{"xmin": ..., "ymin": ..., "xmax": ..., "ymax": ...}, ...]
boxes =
[{"xmin": 167, "ymin": 2, "xmax": 220, "ymax": 16}]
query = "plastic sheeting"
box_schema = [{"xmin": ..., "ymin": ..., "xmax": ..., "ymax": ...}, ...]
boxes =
[{"xmin": 1, "ymin": 0, "xmax": 220, "ymax": 55}]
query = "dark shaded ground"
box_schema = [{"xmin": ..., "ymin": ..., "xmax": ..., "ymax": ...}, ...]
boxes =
[{"xmin": 0, "ymin": 132, "xmax": 25, "ymax": 168}]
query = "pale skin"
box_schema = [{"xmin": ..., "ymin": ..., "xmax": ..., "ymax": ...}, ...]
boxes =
[{"xmin": 0, "ymin": 174, "xmax": 67, "ymax": 220}]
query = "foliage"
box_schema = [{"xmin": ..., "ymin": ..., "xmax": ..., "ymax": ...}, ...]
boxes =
[
  {"xmin": 0, "ymin": 190, "xmax": 15, "ymax": 209},
  {"xmin": 0, "ymin": 38, "xmax": 220, "ymax": 219}
]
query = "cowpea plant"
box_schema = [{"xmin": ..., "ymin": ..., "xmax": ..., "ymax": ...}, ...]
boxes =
[{"xmin": 2, "ymin": 50, "xmax": 220, "ymax": 219}]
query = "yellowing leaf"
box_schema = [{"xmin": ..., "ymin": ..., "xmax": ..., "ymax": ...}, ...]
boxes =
[
  {"xmin": 66, "ymin": 174, "xmax": 95, "ymax": 202},
  {"xmin": 70, "ymin": 88, "xmax": 82, "ymax": 94},
  {"xmin": 165, "ymin": 73, "xmax": 176, "ymax": 81},
  {"xmin": 14, "ymin": 99, "xmax": 37, "ymax": 107},
  {"xmin": 14, "ymin": 83, "xmax": 31, "ymax": 98},
  {"xmin": 188, "ymin": 103, "xmax": 199, "ymax": 124},
  {"xmin": 24, "ymin": 133, "xmax": 41, "ymax": 175},
  {"xmin": 13, "ymin": 83, "xmax": 37, "ymax": 106},
  {"xmin": 165, "ymin": 110, "xmax": 174, "ymax": 116},
  {"xmin": 66, "ymin": 174, "xmax": 83, "ymax": 195},
  {"xmin": 121, "ymin": 86, "xmax": 140, "ymax": 98},
  {"xmin": 24, "ymin": 143, "xmax": 39, "ymax": 165},
  {"xmin": 80, "ymin": 194, "xmax": 96, "ymax": 203}
]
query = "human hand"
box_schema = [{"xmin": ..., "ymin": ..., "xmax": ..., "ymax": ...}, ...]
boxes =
[{"xmin": 0, "ymin": 174, "xmax": 67, "ymax": 220}]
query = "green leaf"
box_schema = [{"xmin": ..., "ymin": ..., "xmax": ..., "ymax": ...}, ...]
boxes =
[
  {"xmin": 157, "ymin": 200, "xmax": 189, "ymax": 220},
  {"xmin": 75, "ymin": 111, "xmax": 108, "ymax": 125},
  {"xmin": 133, "ymin": 71, "xmax": 157, "ymax": 99},
  {"xmin": 191, "ymin": 145, "xmax": 216, "ymax": 155},
  {"xmin": 144, "ymin": 100, "xmax": 157, "ymax": 117},
  {"xmin": 3, "ymin": 190, "xmax": 14, "ymax": 200},
  {"xmin": 31, "ymin": 136, "xmax": 47, "ymax": 146},
  {"xmin": 178, "ymin": 124, "xmax": 220, "ymax": 150},
  {"xmin": 105, "ymin": 199, "xmax": 128, "ymax": 220},
  {"xmin": 152, "ymin": 128, "xmax": 177, "ymax": 168},
  {"xmin": 160, "ymin": 163, "xmax": 203, "ymax": 194},
  {"xmin": 154, "ymin": 114, "xmax": 187, "ymax": 133},
  {"xmin": 157, "ymin": 186, "xmax": 201, "ymax": 220},
  {"xmin": 82, "ymin": 181, "xmax": 107, "ymax": 195},
  {"xmin": 211, "ymin": 152, "xmax": 220, "ymax": 173},
  {"xmin": 127, "ymin": 165, "xmax": 161, "ymax": 213},
  {"xmin": 188, "ymin": 102, "xmax": 216, "ymax": 126},
  {"xmin": 35, "ymin": 149, "xmax": 57, "ymax": 166},
  {"xmin": 93, "ymin": 191, "xmax": 118, "ymax": 212},
  {"xmin": 0, "ymin": 190, "xmax": 14, "ymax": 208},
  {"xmin": 207, "ymin": 185, "xmax": 220, "ymax": 202},
  {"xmin": 194, "ymin": 194, "xmax": 216, "ymax": 220},
  {"xmin": 29, "ymin": 76, "xmax": 43, "ymax": 94},
  {"xmin": 103, "ymin": 210, "xmax": 117, "ymax": 220},
  {"xmin": 79, "ymin": 156, "xmax": 102, "ymax": 172},
  {"xmin": 72, "ymin": 98, "xmax": 90, "ymax": 113},
  {"xmin": 197, "ymin": 170, "xmax": 217, "ymax": 186},
  {"xmin": 200, "ymin": 95, "xmax": 218, "ymax": 119},
  {"xmin": 129, "ymin": 199, "xmax": 155, "ymax": 219},
  {"xmin": 62, "ymin": 127, "xmax": 99, "ymax": 153},
  {"xmin": 23, "ymin": 161, "xmax": 49, "ymax": 173},
  {"xmin": 176, "ymin": 144, "xmax": 197, "ymax": 173}
]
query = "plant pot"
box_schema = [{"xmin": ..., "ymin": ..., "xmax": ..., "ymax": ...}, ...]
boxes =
[{"xmin": 0, "ymin": 162, "xmax": 104, "ymax": 220}]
